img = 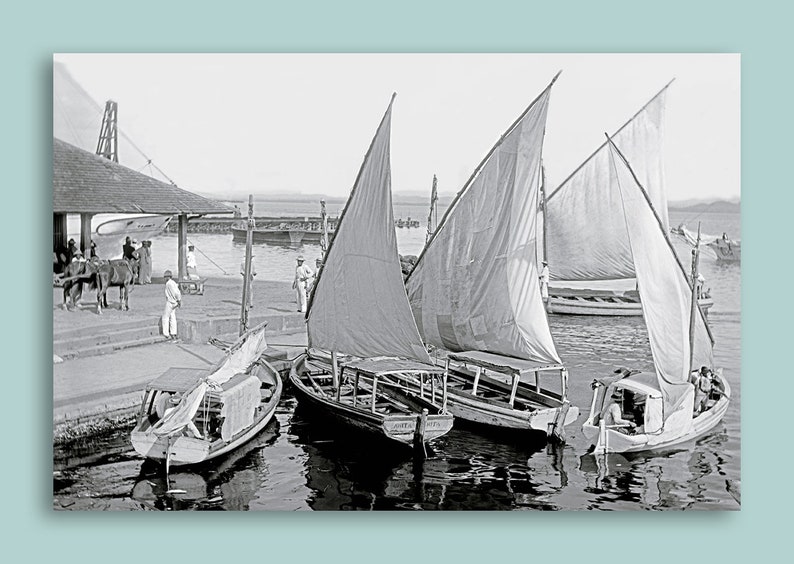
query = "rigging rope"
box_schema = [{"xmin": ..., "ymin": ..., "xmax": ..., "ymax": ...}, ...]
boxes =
[{"xmin": 187, "ymin": 239, "xmax": 230, "ymax": 275}]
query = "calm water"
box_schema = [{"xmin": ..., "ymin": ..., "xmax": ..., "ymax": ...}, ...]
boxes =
[{"xmin": 54, "ymin": 205, "xmax": 741, "ymax": 511}]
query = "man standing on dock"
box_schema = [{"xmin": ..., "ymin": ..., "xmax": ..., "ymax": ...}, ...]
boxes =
[
  {"xmin": 186, "ymin": 245, "xmax": 199, "ymax": 280},
  {"xmin": 293, "ymin": 255, "xmax": 313, "ymax": 313},
  {"xmin": 162, "ymin": 270, "xmax": 182, "ymax": 342}
]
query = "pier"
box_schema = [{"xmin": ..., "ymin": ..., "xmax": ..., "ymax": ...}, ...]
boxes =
[{"xmin": 53, "ymin": 276, "xmax": 307, "ymax": 442}]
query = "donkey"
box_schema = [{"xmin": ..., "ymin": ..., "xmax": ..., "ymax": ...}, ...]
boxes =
[
  {"xmin": 60, "ymin": 260, "xmax": 91, "ymax": 309},
  {"xmin": 90, "ymin": 259, "xmax": 139, "ymax": 314}
]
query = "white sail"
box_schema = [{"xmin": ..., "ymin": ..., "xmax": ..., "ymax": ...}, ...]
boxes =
[
  {"xmin": 406, "ymin": 80, "xmax": 560, "ymax": 364},
  {"xmin": 308, "ymin": 96, "xmax": 431, "ymax": 364},
  {"xmin": 152, "ymin": 325, "xmax": 269, "ymax": 437},
  {"xmin": 608, "ymin": 140, "xmax": 713, "ymax": 412},
  {"xmin": 545, "ymin": 84, "xmax": 670, "ymax": 282}
]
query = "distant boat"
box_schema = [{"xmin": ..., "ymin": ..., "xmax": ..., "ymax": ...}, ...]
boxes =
[
  {"xmin": 671, "ymin": 224, "xmax": 741, "ymax": 264},
  {"xmin": 406, "ymin": 73, "xmax": 578, "ymax": 441},
  {"xmin": 289, "ymin": 95, "xmax": 453, "ymax": 453},
  {"xmin": 544, "ymin": 82, "xmax": 686, "ymax": 316},
  {"xmin": 546, "ymin": 287, "xmax": 714, "ymax": 317},
  {"xmin": 231, "ymin": 217, "xmax": 337, "ymax": 245},
  {"xmin": 130, "ymin": 324, "xmax": 282, "ymax": 467},
  {"xmin": 90, "ymin": 214, "xmax": 172, "ymax": 259},
  {"xmin": 581, "ymin": 140, "xmax": 730, "ymax": 454}
]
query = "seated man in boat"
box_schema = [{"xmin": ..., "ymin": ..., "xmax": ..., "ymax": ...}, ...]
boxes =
[
  {"xmin": 604, "ymin": 389, "xmax": 636, "ymax": 434},
  {"xmin": 694, "ymin": 366, "xmax": 714, "ymax": 415}
]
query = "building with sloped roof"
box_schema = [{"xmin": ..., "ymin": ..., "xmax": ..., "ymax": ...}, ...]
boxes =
[{"xmin": 53, "ymin": 138, "xmax": 232, "ymax": 280}]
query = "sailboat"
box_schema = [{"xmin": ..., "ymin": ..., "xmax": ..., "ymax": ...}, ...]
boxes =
[
  {"xmin": 671, "ymin": 224, "xmax": 741, "ymax": 265},
  {"xmin": 130, "ymin": 323, "xmax": 282, "ymax": 466},
  {"xmin": 405, "ymin": 74, "xmax": 579, "ymax": 442},
  {"xmin": 581, "ymin": 139, "xmax": 730, "ymax": 454},
  {"xmin": 543, "ymin": 83, "xmax": 714, "ymax": 316},
  {"xmin": 288, "ymin": 95, "xmax": 454, "ymax": 452}
]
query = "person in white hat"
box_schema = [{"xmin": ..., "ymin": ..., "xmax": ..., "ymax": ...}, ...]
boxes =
[
  {"xmin": 186, "ymin": 245, "xmax": 199, "ymax": 280},
  {"xmin": 292, "ymin": 255, "xmax": 314, "ymax": 313},
  {"xmin": 161, "ymin": 270, "xmax": 182, "ymax": 341}
]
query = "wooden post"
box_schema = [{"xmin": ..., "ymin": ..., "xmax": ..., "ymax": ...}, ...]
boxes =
[
  {"xmin": 371, "ymin": 375, "xmax": 378, "ymax": 413},
  {"xmin": 178, "ymin": 214, "xmax": 188, "ymax": 281},
  {"xmin": 420, "ymin": 373, "xmax": 425, "ymax": 399},
  {"xmin": 53, "ymin": 214, "xmax": 67, "ymax": 252},
  {"xmin": 472, "ymin": 366, "xmax": 481, "ymax": 396},
  {"xmin": 431, "ymin": 374, "xmax": 436, "ymax": 405},
  {"xmin": 240, "ymin": 195, "xmax": 254, "ymax": 336},
  {"xmin": 320, "ymin": 199, "xmax": 329, "ymax": 256},
  {"xmin": 509, "ymin": 375, "xmax": 520, "ymax": 407},
  {"xmin": 352, "ymin": 370, "xmax": 358, "ymax": 406},
  {"xmin": 688, "ymin": 223, "xmax": 702, "ymax": 373},
  {"xmin": 535, "ymin": 370, "xmax": 541, "ymax": 393},
  {"xmin": 413, "ymin": 409, "xmax": 428, "ymax": 456},
  {"xmin": 331, "ymin": 351, "xmax": 339, "ymax": 391},
  {"xmin": 561, "ymin": 368, "xmax": 568, "ymax": 399},
  {"xmin": 442, "ymin": 370, "xmax": 448, "ymax": 413},
  {"xmin": 79, "ymin": 213, "xmax": 93, "ymax": 255}
]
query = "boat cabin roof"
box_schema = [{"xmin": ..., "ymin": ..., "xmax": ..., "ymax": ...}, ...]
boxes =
[
  {"xmin": 144, "ymin": 367, "xmax": 264, "ymax": 393},
  {"xmin": 342, "ymin": 357, "xmax": 447, "ymax": 377},
  {"xmin": 448, "ymin": 351, "xmax": 564, "ymax": 375},
  {"xmin": 612, "ymin": 372, "xmax": 662, "ymax": 396}
]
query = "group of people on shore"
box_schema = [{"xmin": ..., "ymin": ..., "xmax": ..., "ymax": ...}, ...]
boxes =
[
  {"xmin": 123, "ymin": 236, "xmax": 154, "ymax": 284},
  {"xmin": 53, "ymin": 238, "xmax": 96, "ymax": 274}
]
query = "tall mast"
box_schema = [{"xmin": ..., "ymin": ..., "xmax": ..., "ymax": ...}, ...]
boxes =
[
  {"xmin": 96, "ymin": 100, "xmax": 119, "ymax": 162},
  {"xmin": 426, "ymin": 174, "xmax": 438, "ymax": 245},
  {"xmin": 688, "ymin": 222, "xmax": 702, "ymax": 371},
  {"xmin": 320, "ymin": 199, "xmax": 329, "ymax": 257},
  {"xmin": 540, "ymin": 161, "xmax": 548, "ymax": 264},
  {"xmin": 240, "ymin": 194, "xmax": 254, "ymax": 336}
]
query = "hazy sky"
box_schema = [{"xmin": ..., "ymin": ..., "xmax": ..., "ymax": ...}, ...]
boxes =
[{"xmin": 54, "ymin": 53, "xmax": 740, "ymax": 202}]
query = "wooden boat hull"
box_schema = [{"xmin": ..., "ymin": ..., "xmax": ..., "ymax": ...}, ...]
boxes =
[
  {"xmin": 707, "ymin": 241, "xmax": 741, "ymax": 263},
  {"xmin": 444, "ymin": 387, "xmax": 579, "ymax": 433},
  {"xmin": 231, "ymin": 226, "xmax": 331, "ymax": 245},
  {"xmin": 130, "ymin": 363, "xmax": 283, "ymax": 466},
  {"xmin": 547, "ymin": 293, "xmax": 714, "ymax": 317},
  {"xmin": 289, "ymin": 355, "xmax": 453, "ymax": 448},
  {"xmin": 582, "ymin": 374, "xmax": 730, "ymax": 454}
]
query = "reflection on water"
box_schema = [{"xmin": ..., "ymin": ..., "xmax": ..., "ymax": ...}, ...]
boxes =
[{"xmin": 53, "ymin": 210, "xmax": 740, "ymax": 510}]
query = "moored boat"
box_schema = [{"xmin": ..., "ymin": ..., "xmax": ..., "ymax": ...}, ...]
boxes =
[
  {"xmin": 231, "ymin": 217, "xmax": 337, "ymax": 245},
  {"xmin": 76, "ymin": 214, "xmax": 172, "ymax": 260},
  {"xmin": 671, "ymin": 224, "xmax": 741, "ymax": 264},
  {"xmin": 288, "ymin": 94, "xmax": 453, "ymax": 454},
  {"xmin": 547, "ymin": 287, "xmax": 713, "ymax": 316},
  {"xmin": 543, "ymin": 82, "xmax": 705, "ymax": 316},
  {"xmin": 290, "ymin": 354, "xmax": 452, "ymax": 448},
  {"xmin": 406, "ymin": 73, "xmax": 578, "ymax": 441},
  {"xmin": 130, "ymin": 323, "xmax": 282, "ymax": 466},
  {"xmin": 581, "ymin": 138, "xmax": 730, "ymax": 454}
]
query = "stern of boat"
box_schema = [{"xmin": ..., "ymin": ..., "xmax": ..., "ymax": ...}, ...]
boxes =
[{"xmin": 130, "ymin": 431, "xmax": 211, "ymax": 465}]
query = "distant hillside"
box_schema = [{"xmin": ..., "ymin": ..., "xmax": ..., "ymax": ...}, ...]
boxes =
[
  {"xmin": 196, "ymin": 191, "xmax": 457, "ymax": 206},
  {"xmin": 668, "ymin": 200, "xmax": 740, "ymax": 213}
]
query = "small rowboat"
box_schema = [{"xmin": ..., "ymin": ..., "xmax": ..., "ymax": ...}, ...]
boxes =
[
  {"xmin": 130, "ymin": 324, "xmax": 281, "ymax": 467},
  {"xmin": 290, "ymin": 354, "xmax": 453, "ymax": 450}
]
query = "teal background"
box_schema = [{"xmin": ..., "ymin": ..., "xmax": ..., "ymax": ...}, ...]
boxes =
[{"xmin": 3, "ymin": 0, "xmax": 788, "ymax": 561}]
